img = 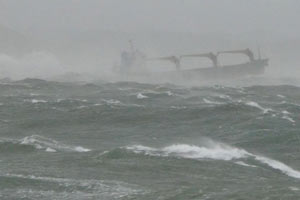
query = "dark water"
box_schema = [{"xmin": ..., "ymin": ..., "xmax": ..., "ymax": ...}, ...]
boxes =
[{"xmin": 1, "ymin": 78, "xmax": 300, "ymax": 199}]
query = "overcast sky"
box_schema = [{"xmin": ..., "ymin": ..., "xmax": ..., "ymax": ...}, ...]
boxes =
[{"xmin": 0, "ymin": 0, "xmax": 299, "ymax": 38}]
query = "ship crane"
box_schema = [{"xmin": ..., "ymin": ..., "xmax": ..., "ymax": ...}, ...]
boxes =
[
  {"xmin": 148, "ymin": 56, "xmax": 181, "ymax": 70},
  {"xmin": 180, "ymin": 52, "xmax": 218, "ymax": 67},
  {"xmin": 217, "ymin": 48, "xmax": 254, "ymax": 62}
]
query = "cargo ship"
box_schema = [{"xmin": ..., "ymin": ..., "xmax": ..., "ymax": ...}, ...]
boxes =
[{"xmin": 114, "ymin": 42, "xmax": 268, "ymax": 82}]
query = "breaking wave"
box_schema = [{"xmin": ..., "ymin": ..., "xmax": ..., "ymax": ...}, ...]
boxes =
[
  {"xmin": 0, "ymin": 135, "xmax": 91, "ymax": 153},
  {"xmin": 136, "ymin": 93, "xmax": 149, "ymax": 99},
  {"xmin": 245, "ymin": 101, "xmax": 273, "ymax": 114},
  {"xmin": 125, "ymin": 143, "xmax": 249, "ymax": 161},
  {"xmin": 124, "ymin": 142, "xmax": 300, "ymax": 179},
  {"xmin": 0, "ymin": 173, "xmax": 144, "ymax": 199}
]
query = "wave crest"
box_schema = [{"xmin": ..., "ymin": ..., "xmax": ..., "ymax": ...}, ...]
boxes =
[
  {"xmin": 124, "ymin": 142, "xmax": 300, "ymax": 179},
  {"xmin": 0, "ymin": 135, "xmax": 91, "ymax": 153}
]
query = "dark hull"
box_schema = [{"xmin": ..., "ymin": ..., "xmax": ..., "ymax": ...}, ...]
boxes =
[
  {"xmin": 161, "ymin": 59, "xmax": 268, "ymax": 81},
  {"xmin": 117, "ymin": 59, "xmax": 268, "ymax": 83}
]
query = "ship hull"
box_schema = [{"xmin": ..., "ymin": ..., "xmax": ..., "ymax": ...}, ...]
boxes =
[
  {"xmin": 116, "ymin": 59, "xmax": 268, "ymax": 83},
  {"xmin": 160, "ymin": 59, "xmax": 268, "ymax": 81}
]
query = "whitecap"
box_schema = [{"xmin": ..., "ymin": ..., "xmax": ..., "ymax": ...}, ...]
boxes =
[
  {"xmin": 56, "ymin": 98, "xmax": 64, "ymax": 102},
  {"xmin": 74, "ymin": 99, "xmax": 88, "ymax": 102},
  {"xmin": 170, "ymin": 106, "xmax": 187, "ymax": 109},
  {"xmin": 282, "ymin": 110, "xmax": 291, "ymax": 115},
  {"xmin": 102, "ymin": 99, "xmax": 121, "ymax": 105},
  {"xmin": 282, "ymin": 115, "xmax": 296, "ymax": 123},
  {"xmin": 45, "ymin": 147, "xmax": 56, "ymax": 152},
  {"xmin": 29, "ymin": 93, "xmax": 40, "ymax": 96},
  {"xmin": 20, "ymin": 135, "xmax": 91, "ymax": 153},
  {"xmin": 2, "ymin": 173, "xmax": 145, "ymax": 199},
  {"xmin": 218, "ymin": 94, "xmax": 232, "ymax": 100},
  {"xmin": 125, "ymin": 142, "xmax": 300, "ymax": 179},
  {"xmin": 166, "ymin": 91, "xmax": 174, "ymax": 96},
  {"xmin": 25, "ymin": 99, "xmax": 48, "ymax": 103},
  {"xmin": 245, "ymin": 101, "xmax": 273, "ymax": 114},
  {"xmin": 125, "ymin": 145, "xmax": 159, "ymax": 156},
  {"xmin": 137, "ymin": 93, "xmax": 148, "ymax": 99},
  {"xmin": 277, "ymin": 94, "xmax": 286, "ymax": 98},
  {"xmin": 254, "ymin": 156, "xmax": 300, "ymax": 179},
  {"xmin": 99, "ymin": 150, "xmax": 109, "ymax": 156},
  {"xmin": 125, "ymin": 143, "xmax": 249, "ymax": 161},
  {"xmin": 289, "ymin": 187, "xmax": 300, "ymax": 191},
  {"xmin": 279, "ymin": 101, "xmax": 300, "ymax": 107},
  {"xmin": 32, "ymin": 99, "xmax": 47, "ymax": 103},
  {"xmin": 162, "ymin": 144, "xmax": 249, "ymax": 161},
  {"xmin": 77, "ymin": 105, "xmax": 88, "ymax": 109},
  {"xmin": 75, "ymin": 146, "xmax": 91, "ymax": 152},
  {"xmin": 102, "ymin": 99, "xmax": 143, "ymax": 108},
  {"xmin": 203, "ymin": 98, "xmax": 223, "ymax": 105},
  {"xmin": 235, "ymin": 161, "xmax": 257, "ymax": 168},
  {"xmin": 280, "ymin": 110, "xmax": 296, "ymax": 123}
]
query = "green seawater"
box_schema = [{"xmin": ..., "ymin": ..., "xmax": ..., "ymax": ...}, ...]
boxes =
[{"xmin": 0, "ymin": 78, "xmax": 300, "ymax": 199}]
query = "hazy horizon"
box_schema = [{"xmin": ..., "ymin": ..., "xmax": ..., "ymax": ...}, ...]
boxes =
[
  {"xmin": 0, "ymin": 0, "xmax": 299, "ymax": 81},
  {"xmin": 2, "ymin": 2, "xmax": 300, "ymax": 199}
]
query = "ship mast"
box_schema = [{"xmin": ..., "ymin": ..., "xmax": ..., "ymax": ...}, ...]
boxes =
[
  {"xmin": 257, "ymin": 45, "xmax": 261, "ymax": 60},
  {"xmin": 129, "ymin": 40, "xmax": 135, "ymax": 53}
]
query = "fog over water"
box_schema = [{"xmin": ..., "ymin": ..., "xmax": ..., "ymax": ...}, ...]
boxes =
[
  {"xmin": 0, "ymin": 0, "xmax": 299, "ymax": 81},
  {"xmin": 2, "ymin": 1, "xmax": 300, "ymax": 200}
]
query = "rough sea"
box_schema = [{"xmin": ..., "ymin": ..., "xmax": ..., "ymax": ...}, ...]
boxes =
[{"xmin": 1, "ymin": 77, "xmax": 300, "ymax": 199}]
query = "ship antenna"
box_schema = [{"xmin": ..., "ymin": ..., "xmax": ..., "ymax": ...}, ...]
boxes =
[
  {"xmin": 256, "ymin": 42, "xmax": 261, "ymax": 60},
  {"xmin": 129, "ymin": 40, "xmax": 135, "ymax": 52}
]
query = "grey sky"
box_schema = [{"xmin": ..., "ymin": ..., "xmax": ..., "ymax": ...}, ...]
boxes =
[{"xmin": 0, "ymin": 0, "xmax": 299, "ymax": 37}]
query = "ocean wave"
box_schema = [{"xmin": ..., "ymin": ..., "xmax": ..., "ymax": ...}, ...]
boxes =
[
  {"xmin": 279, "ymin": 101, "xmax": 300, "ymax": 107},
  {"xmin": 124, "ymin": 143, "xmax": 249, "ymax": 161},
  {"xmin": 123, "ymin": 142, "xmax": 300, "ymax": 179},
  {"xmin": 254, "ymin": 156, "xmax": 300, "ymax": 179},
  {"xmin": 198, "ymin": 98, "xmax": 277, "ymax": 116},
  {"xmin": 280, "ymin": 110, "xmax": 296, "ymax": 123},
  {"xmin": 138, "ymin": 89, "xmax": 176, "ymax": 97},
  {"xmin": 203, "ymin": 98, "xmax": 224, "ymax": 105},
  {"xmin": 136, "ymin": 93, "xmax": 149, "ymax": 99},
  {"xmin": 282, "ymin": 115, "xmax": 296, "ymax": 123},
  {"xmin": 20, "ymin": 135, "xmax": 91, "ymax": 152},
  {"xmin": 24, "ymin": 99, "xmax": 48, "ymax": 104},
  {"xmin": 1, "ymin": 173, "xmax": 144, "ymax": 199},
  {"xmin": 101, "ymin": 99, "xmax": 144, "ymax": 108},
  {"xmin": 244, "ymin": 101, "xmax": 273, "ymax": 114},
  {"xmin": 0, "ymin": 135, "xmax": 91, "ymax": 153},
  {"xmin": 218, "ymin": 94, "xmax": 233, "ymax": 100},
  {"xmin": 235, "ymin": 161, "xmax": 257, "ymax": 168},
  {"xmin": 277, "ymin": 94, "xmax": 286, "ymax": 99}
]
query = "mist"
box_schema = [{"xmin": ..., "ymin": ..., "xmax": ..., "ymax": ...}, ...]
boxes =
[
  {"xmin": 0, "ymin": 0, "xmax": 300, "ymax": 82},
  {"xmin": 3, "ymin": 1, "xmax": 300, "ymax": 198}
]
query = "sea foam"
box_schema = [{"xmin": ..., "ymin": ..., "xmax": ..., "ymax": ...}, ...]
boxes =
[
  {"xmin": 245, "ymin": 101, "xmax": 273, "ymax": 114},
  {"xmin": 203, "ymin": 98, "xmax": 224, "ymax": 105},
  {"xmin": 125, "ymin": 142, "xmax": 300, "ymax": 179},
  {"xmin": 1, "ymin": 173, "xmax": 144, "ymax": 199},
  {"xmin": 20, "ymin": 135, "xmax": 91, "ymax": 153},
  {"xmin": 125, "ymin": 143, "xmax": 249, "ymax": 161},
  {"xmin": 137, "ymin": 93, "xmax": 148, "ymax": 99}
]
